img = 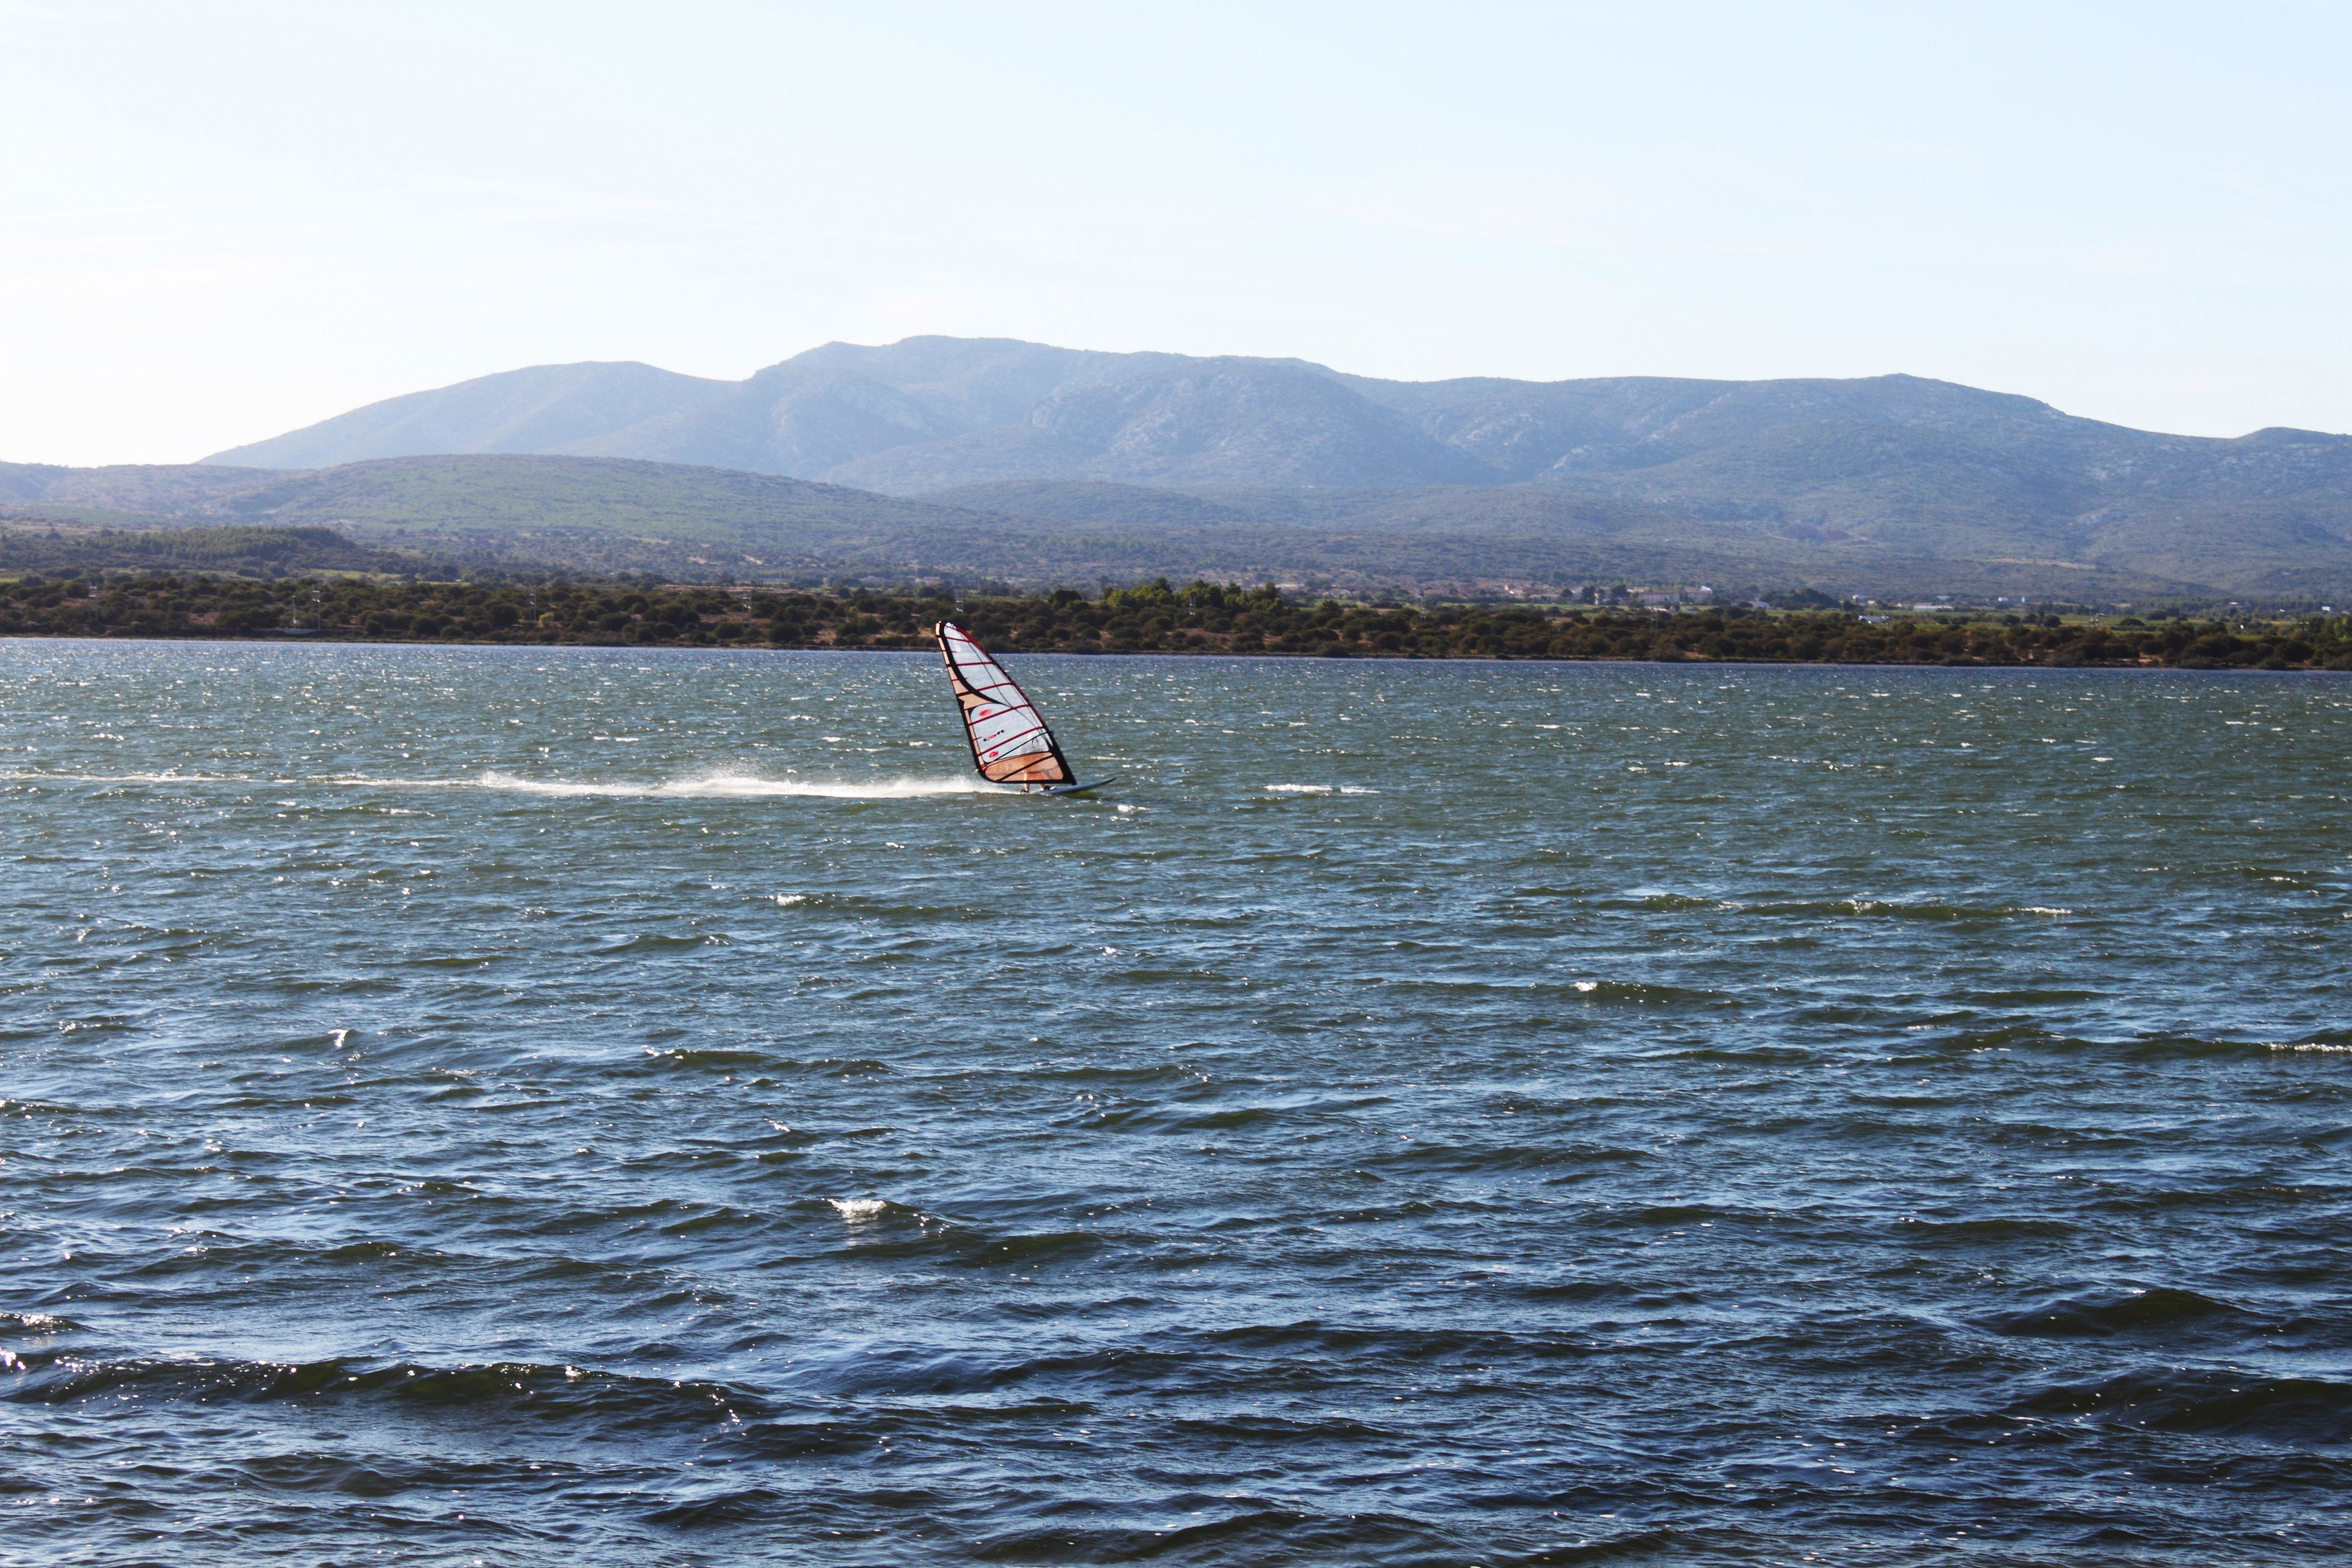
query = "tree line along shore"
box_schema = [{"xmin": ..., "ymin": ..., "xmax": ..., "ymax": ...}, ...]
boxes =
[{"xmin": 1, "ymin": 573, "xmax": 2348, "ymax": 670}]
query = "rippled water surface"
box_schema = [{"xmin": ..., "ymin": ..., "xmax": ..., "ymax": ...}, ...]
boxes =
[{"xmin": 4, "ymin": 641, "xmax": 2351, "ymax": 1565}]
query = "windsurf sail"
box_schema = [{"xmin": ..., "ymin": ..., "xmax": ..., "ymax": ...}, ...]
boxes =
[{"xmin": 933, "ymin": 621, "xmax": 1076, "ymax": 788}]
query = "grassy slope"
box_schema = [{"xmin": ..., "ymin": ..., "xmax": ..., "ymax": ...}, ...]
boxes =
[
  {"xmin": 211, "ymin": 455, "xmax": 999, "ymax": 543},
  {"xmin": 0, "ymin": 520, "xmax": 450, "ymax": 577}
]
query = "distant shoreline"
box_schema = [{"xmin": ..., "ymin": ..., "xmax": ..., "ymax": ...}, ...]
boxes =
[
  {"xmin": 3, "ymin": 576, "xmax": 2345, "ymax": 671},
  {"xmin": 5, "ymin": 632, "xmax": 2348, "ymax": 678}
]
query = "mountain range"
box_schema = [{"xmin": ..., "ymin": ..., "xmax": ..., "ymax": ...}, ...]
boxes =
[
  {"xmin": 4, "ymin": 336, "xmax": 2345, "ymax": 599},
  {"xmin": 207, "ymin": 336, "xmax": 2351, "ymax": 506}
]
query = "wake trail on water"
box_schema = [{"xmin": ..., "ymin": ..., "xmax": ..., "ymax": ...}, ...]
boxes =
[
  {"xmin": 2, "ymin": 768, "xmax": 1003, "ymax": 800},
  {"xmin": 466, "ymin": 769, "xmax": 995, "ymax": 800}
]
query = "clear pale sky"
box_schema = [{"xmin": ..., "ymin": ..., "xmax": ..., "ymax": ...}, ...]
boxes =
[{"xmin": 5, "ymin": 0, "xmax": 2348, "ymax": 466}]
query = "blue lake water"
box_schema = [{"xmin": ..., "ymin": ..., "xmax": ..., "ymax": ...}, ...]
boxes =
[{"xmin": 3, "ymin": 640, "xmax": 2350, "ymax": 1565}]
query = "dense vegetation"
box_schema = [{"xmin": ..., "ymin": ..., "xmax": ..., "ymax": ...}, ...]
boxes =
[{"xmin": 3, "ymin": 573, "xmax": 2349, "ymax": 669}]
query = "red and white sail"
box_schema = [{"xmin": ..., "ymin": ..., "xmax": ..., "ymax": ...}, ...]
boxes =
[{"xmin": 932, "ymin": 621, "xmax": 1075, "ymax": 787}]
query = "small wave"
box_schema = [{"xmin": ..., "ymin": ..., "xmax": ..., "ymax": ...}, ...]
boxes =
[
  {"xmin": 1729, "ymin": 896, "xmax": 2094, "ymax": 922},
  {"xmin": 2011, "ymin": 1368, "xmax": 2352, "ymax": 1443},
  {"xmin": 1202, "ymin": 1320, "xmax": 1565, "ymax": 1363},
  {"xmin": 799, "ymin": 1201, "xmax": 1100, "ymax": 1271},
  {"xmin": 1981, "ymin": 1287, "xmax": 2248, "ymax": 1339},
  {"xmin": 13, "ymin": 1352, "xmax": 772, "ymax": 1433},
  {"xmin": 638, "ymin": 1487, "xmax": 796, "ymax": 1528},
  {"xmin": 1264, "ymin": 783, "xmax": 1381, "ymax": 795},
  {"xmin": 1561, "ymin": 979, "xmax": 1738, "ymax": 1008},
  {"xmin": 1370, "ymin": 1138, "xmax": 1653, "ymax": 1176}
]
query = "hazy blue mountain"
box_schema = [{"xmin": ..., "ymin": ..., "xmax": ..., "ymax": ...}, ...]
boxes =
[
  {"xmin": 556, "ymin": 363, "xmax": 966, "ymax": 475},
  {"xmin": 203, "ymin": 339, "xmax": 1191, "ymax": 478},
  {"xmin": 823, "ymin": 359, "xmax": 1496, "ymax": 490},
  {"xmin": 202, "ymin": 336, "xmax": 2350, "ymax": 514},
  {"xmin": 208, "ymin": 339, "xmax": 1500, "ymax": 487},
  {"xmin": 781, "ymin": 337, "xmax": 1193, "ymax": 430},
  {"xmin": 205, "ymin": 362, "xmax": 732, "ymax": 469}
]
